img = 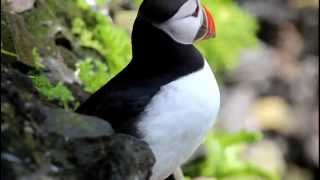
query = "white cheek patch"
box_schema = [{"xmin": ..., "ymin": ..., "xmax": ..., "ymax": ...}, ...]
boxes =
[
  {"xmin": 154, "ymin": 0, "xmax": 203, "ymax": 44},
  {"xmin": 157, "ymin": 15, "xmax": 202, "ymax": 44},
  {"xmin": 172, "ymin": 0, "xmax": 197, "ymax": 19}
]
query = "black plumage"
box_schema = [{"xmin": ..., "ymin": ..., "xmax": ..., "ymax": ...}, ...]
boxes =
[
  {"xmin": 76, "ymin": 15, "xmax": 204, "ymax": 137},
  {"xmin": 140, "ymin": 0, "xmax": 189, "ymax": 23}
]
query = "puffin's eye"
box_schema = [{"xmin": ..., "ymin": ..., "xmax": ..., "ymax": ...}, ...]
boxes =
[{"xmin": 192, "ymin": 5, "xmax": 199, "ymax": 17}]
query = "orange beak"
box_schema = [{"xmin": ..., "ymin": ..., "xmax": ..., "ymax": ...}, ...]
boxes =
[{"xmin": 202, "ymin": 5, "xmax": 216, "ymax": 39}]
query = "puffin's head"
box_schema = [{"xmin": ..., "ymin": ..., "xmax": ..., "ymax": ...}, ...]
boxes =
[{"xmin": 139, "ymin": 0, "xmax": 216, "ymax": 44}]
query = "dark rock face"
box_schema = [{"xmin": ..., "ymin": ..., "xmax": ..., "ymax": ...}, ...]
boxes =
[
  {"xmin": 1, "ymin": 0, "xmax": 155, "ymax": 179},
  {"xmin": 76, "ymin": 134, "xmax": 155, "ymax": 180},
  {"xmin": 44, "ymin": 108, "xmax": 114, "ymax": 139},
  {"xmin": 1, "ymin": 62, "xmax": 155, "ymax": 180}
]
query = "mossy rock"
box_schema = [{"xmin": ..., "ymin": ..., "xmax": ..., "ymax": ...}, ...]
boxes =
[{"xmin": 1, "ymin": 61, "xmax": 155, "ymax": 180}]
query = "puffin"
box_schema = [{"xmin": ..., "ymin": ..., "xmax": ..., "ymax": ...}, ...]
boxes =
[{"xmin": 76, "ymin": 0, "xmax": 220, "ymax": 179}]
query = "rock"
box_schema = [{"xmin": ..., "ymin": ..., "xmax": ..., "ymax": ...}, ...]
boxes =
[
  {"xmin": 238, "ymin": 0, "xmax": 319, "ymax": 57},
  {"xmin": 2, "ymin": 0, "xmax": 79, "ymax": 84},
  {"xmin": 2, "ymin": 0, "xmax": 92, "ymax": 109},
  {"xmin": 1, "ymin": 0, "xmax": 155, "ymax": 179},
  {"xmin": 1, "ymin": 60, "xmax": 154, "ymax": 180},
  {"xmin": 242, "ymin": 139, "xmax": 286, "ymax": 177},
  {"xmin": 114, "ymin": 10, "xmax": 137, "ymax": 33},
  {"xmin": 2, "ymin": 10, "xmax": 37, "ymax": 67},
  {"xmin": 296, "ymin": 8, "xmax": 319, "ymax": 56},
  {"xmin": 7, "ymin": 0, "xmax": 36, "ymax": 13},
  {"xmin": 226, "ymin": 45, "xmax": 276, "ymax": 88},
  {"xmin": 1, "ymin": 4, "xmax": 19, "ymax": 62},
  {"xmin": 284, "ymin": 164, "xmax": 313, "ymax": 180},
  {"xmin": 238, "ymin": 0, "xmax": 296, "ymax": 25},
  {"xmin": 57, "ymin": 46, "xmax": 78, "ymax": 69},
  {"xmin": 305, "ymin": 134, "xmax": 319, "ymax": 167},
  {"xmin": 44, "ymin": 53, "xmax": 77, "ymax": 84},
  {"xmin": 290, "ymin": 0, "xmax": 319, "ymax": 9},
  {"xmin": 216, "ymin": 86, "xmax": 259, "ymax": 131},
  {"xmin": 73, "ymin": 134, "xmax": 155, "ymax": 180},
  {"xmin": 238, "ymin": 0, "xmax": 296, "ymax": 46},
  {"xmin": 43, "ymin": 108, "xmax": 114, "ymax": 139},
  {"xmin": 252, "ymin": 96, "xmax": 291, "ymax": 133}
]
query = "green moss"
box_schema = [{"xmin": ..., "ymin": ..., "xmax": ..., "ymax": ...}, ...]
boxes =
[
  {"xmin": 1, "ymin": 10, "xmax": 17, "ymax": 58},
  {"xmin": 21, "ymin": 0, "xmax": 56, "ymax": 45},
  {"xmin": 30, "ymin": 74, "xmax": 75, "ymax": 109},
  {"xmin": 30, "ymin": 48, "xmax": 75, "ymax": 109},
  {"xmin": 1, "ymin": 102, "xmax": 16, "ymax": 121}
]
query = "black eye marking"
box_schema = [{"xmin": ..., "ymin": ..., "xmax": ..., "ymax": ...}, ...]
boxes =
[{"xmin": 192, "ymin": 2, "xmax": 199, "ymax": 17}]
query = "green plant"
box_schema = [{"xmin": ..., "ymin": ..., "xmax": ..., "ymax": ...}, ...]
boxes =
[
  {"xmin": 32, "ymin": 47, "xmax": 45, "ymax": 69},
  {"xmin": 72, "ymin": 0, "xmax": 132, "ymax": 93},
  {"xmin": 183, "ymin": 131, "xmax": 279, "ymax": 180},
  {"xmin": 30, "ymin": 74, "xmax": 75, "ymax": 109},
  {"xmin": 72, "ymin": 16, "xmax": 130, "ymax": 74},
  {"xmin": 198, "ymin": 0, "xmax": 258, "ymax": 77},
  {"xmin": 1, "ymin": 48, "xmax": 18, "ymax": 57},
  {"xmin": 30, "ymin": 47, "xmax": 75, "ymax": 109},
  {"xmin": 76, "ymin": 57, "xmax": 110, "ymax": 93}
]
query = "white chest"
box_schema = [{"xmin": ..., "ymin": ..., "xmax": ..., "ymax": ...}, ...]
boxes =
[{"xmin": 137, "ymin": 62, "xmax": 220, "ymax": 180}]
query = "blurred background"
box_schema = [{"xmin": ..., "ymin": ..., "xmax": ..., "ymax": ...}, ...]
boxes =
[{"xmin": 1, "ymin": 0, "xmax": 318, "ymax": 179}]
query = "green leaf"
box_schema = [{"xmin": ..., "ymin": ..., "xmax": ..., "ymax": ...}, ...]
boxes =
[{"xmin": 30, "ymin": 74, "xmax": 75, "ymax": 109}]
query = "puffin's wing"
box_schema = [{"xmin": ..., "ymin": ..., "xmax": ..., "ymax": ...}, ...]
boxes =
[{"xmin": 75, "ymin": 79, "xmax": 158, "ymax": 136}]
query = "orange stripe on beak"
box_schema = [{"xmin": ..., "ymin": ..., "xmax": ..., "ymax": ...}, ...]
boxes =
[{"xmin": 203, "ymin": 6, "xmax": 216, "ymax": 39}]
